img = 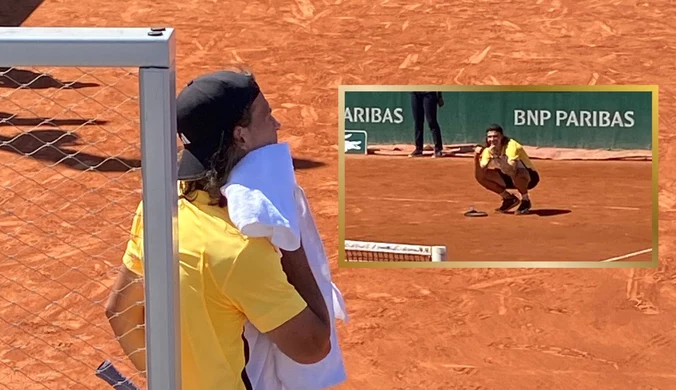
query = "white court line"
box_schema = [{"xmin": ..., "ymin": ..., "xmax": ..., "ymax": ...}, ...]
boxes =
[
  {"xmin": 600, "ymin": 248, "xmax": 652, "ymax": 262},
  {"xmin": 349, "ymin": 196, "xmax": 642, "ymax": 211}
]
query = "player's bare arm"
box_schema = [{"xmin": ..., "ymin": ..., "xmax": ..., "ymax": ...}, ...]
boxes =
[
  {"xmin": 280, "ymin": 245, "xmax": 331, "ymax": 327},
  {"xmin": 105, "ymin": 265, "xmax": 147, "ymax": 375},
  {"xmin": 474, "ymin": 145, "xmax": 488, "ymax": 169},
  {"xmin": 265, "ymin": 245, "xmax": 332, "ymax": 364}
]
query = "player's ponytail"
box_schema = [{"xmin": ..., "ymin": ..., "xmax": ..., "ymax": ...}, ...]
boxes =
[{"xmin": 179, "ymin": 99, "xmax": 253, "ymax": 207}]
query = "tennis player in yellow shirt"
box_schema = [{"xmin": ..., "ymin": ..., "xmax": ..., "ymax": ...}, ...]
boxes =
[
  {"xmin": 474, "ymin": 124, "xmax": 540, "ymax": 214},
  {"xmin": 104, "ymin": 70, "xmax": 331, "ymax": 389}
]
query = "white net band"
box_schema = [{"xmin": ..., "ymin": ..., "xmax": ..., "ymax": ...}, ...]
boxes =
[{"xmin": 345, "ymin": 240, "xmax": 447, "ymax": 262}]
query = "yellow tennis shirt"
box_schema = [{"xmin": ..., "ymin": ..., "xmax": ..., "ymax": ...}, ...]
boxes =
[
  {"xmin": 122, "ymin": 189, "xmax": 307, "ymax": 390},
  {"xmin": 480, "ymin": 138, "xmax": 536, "ymax": 172}
]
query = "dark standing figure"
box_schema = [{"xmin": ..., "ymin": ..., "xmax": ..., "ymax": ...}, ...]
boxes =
[{"xmin": 410, "ymin": 91, "xmax": 444, "ymax": 158}]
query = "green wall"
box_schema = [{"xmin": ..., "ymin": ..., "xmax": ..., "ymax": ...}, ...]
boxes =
[{"xmin": 344, "ymin": 91, "xmax": 652, "ymax": 150}]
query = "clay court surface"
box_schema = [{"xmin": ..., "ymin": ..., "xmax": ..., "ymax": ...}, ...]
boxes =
[
  {"xmin": 1, "ymin": 0, "xmax": 676, "ymax": 389},
  {"xmin": 345, "ymin": 156, "xmax": 653, "ymax": 262}
]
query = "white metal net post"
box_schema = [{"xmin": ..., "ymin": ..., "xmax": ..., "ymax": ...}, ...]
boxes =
[{"xmin": 0, "ymin": 27, "xmax": 180, "ymax": 390}]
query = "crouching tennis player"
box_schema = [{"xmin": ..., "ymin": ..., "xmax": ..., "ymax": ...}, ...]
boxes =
[{"xmin": 474, "ymin": 124, "xmax": 540, "ymax": 214}]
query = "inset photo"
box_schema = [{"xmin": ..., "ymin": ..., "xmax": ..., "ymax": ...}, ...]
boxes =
[{"xmin": 339, "ymin": 86, "xmax": 657, "ymax": 267}]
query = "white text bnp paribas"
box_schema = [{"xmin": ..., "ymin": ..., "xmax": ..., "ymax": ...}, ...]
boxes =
[
  {"xmin": 344, "ymin": 107, "xmax": 404, "ymax": 124},
  {"xmin": 514, "ymin": 109, "xmax": 636, "ymax": 128}
]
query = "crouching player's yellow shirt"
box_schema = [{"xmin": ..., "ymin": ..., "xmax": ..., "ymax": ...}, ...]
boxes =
[
  {"xmin": 480, "ymin": 138, "xmax": 536, "ymax": 172},
  {"xmin": 122, "ymin": 190, "xmax": 307, "ymax": 390}
]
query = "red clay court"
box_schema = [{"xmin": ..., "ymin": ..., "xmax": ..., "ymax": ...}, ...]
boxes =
[
  {"xmin": 345, "ymin": 154, "xmax": 653, "ymax": 262},
  {"xmin": 1, "ymin": 0, "xmax": 676, "ymax": 390}
]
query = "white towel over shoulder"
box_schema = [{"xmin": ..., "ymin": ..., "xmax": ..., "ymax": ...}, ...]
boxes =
[
  {"xmin": 221, "ymin": 142, "xmax": 347, "ymax": 390},
  {"xmin": 221, "ymin": 143, "xmax": 300, "ymax": 251}
]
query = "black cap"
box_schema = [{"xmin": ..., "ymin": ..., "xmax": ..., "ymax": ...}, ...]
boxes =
[{"xmin": 176, "ymin": 70, "xmax": 260, "ymax": 180}]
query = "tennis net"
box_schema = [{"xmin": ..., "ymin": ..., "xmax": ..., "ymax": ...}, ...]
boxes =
[{"xmin": 344, "ymin": 240, "xmax": 447, "ymax": 262}]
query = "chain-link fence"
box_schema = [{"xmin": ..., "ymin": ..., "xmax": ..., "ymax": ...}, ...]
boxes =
[
  {"xmin": 0, "ymin": 27, "xmax": 179, "ymax": 390},
  {"xmin": 0, "ymin": 65, "xmax": 148, "ymax": 389}
]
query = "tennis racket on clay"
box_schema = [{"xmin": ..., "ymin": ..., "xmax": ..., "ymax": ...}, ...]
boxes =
[
  {"xmin": 95, "ymin": 360, "xmax": 141, "ymax": 390},
  {"xmin": 464, "ymin": 206, "xmax": 488, "ymax": 217}
]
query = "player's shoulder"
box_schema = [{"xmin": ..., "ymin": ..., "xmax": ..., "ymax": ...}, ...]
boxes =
[
  {"xmin": 180, "ymin": 201, "xmax": 279, "ymax": 276},
  {"xmin": 506, "ymin": 138, "xmax": 523, "ymax": 149},
  {"xmin": 173, "ymin": 190, "xmax": 279, "ymax": 260},
  {"xmin": 128, "ymin": 200, "xmax": 144, "ymax": 228},
  {"xmin": 131, "ymin": 199, "xmax": 144, "ymax": 216},
  {"xmin": 208, "ymin": 232, "xmax": 277, "ymax": 266},
  {"xmin": 234, "ymin": 236, "xmax": 280, "ymax": 263},
  {"xmin": 177, "ymin": 197, "xmax": 239, "ymax": 248},
  {"xmin": 212, "ymin": 235, "xmax": 281, "ymax": 289}
]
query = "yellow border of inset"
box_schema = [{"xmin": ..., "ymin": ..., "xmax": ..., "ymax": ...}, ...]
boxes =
[{"xmin": 337, "ymin": 85, "xmax": 659, "ymax": 269}]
